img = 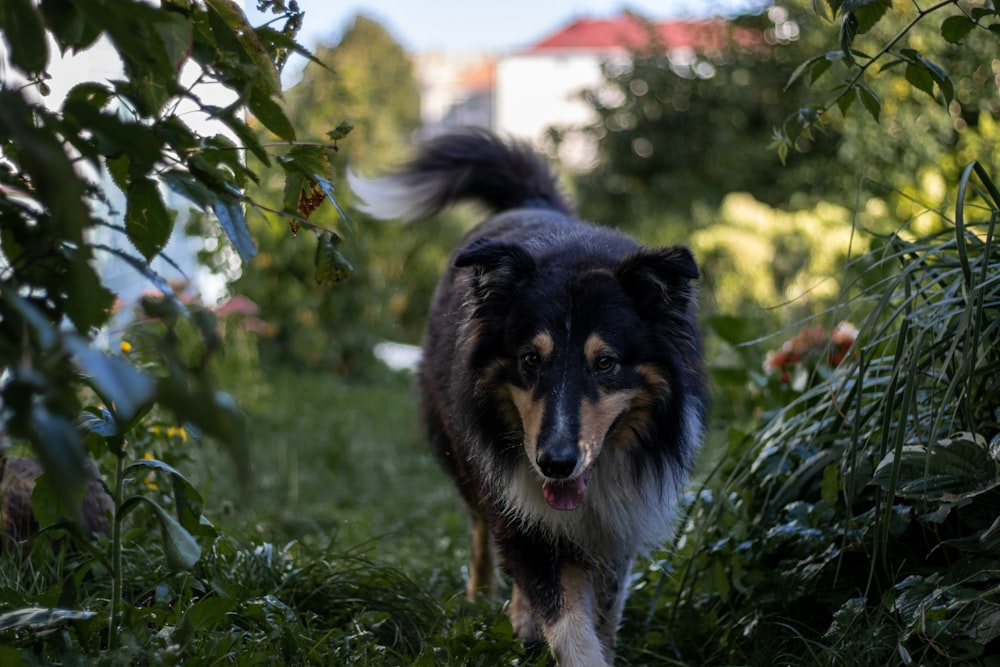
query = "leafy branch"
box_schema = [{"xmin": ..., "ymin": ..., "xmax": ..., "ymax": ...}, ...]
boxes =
[{"xmin": 774, "ymin": 0, "xmax": 1000, "ymax": 161}]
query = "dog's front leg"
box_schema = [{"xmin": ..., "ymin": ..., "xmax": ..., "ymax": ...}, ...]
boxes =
[
  {"xmin": 594, "ymin": 557, "xmax": 632, "ymax": 664},
  {"xmin": 466, "ymin": 510, "xmax": 495, "ymax": 600},
  {"xmin": 541, "ymin": 564, "xmax": 610, "ymax": 667}
]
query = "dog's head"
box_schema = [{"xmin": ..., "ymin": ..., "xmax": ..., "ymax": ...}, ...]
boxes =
[{"xmin": 455, "ymin": 237, "xmax": 701, "ymax": 511}]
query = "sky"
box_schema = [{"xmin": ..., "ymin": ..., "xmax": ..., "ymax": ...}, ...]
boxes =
[{"xmin": 247, "ymin": 1, "xmax": 766, "ymax": 55}]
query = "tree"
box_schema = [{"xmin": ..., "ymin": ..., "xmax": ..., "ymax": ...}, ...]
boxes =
[
  {"xmin": 572, "ymin": 8, "xmax": 844, "ymax": 225},
  {"xmin": 234, "ymin": 14, "xmax": 446, "ymax": 371},
  {"xmin": 0, "ymin": 0, "xmax": 353, "ymax": 645}
]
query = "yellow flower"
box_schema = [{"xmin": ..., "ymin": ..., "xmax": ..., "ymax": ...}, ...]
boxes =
[
  {"xmin": 143, "ymin": 451, "xmax": 159, "ymax": 490},
  {"xmin": 120, "ymin": 340, "xmax": 132, "ymax": 353},
  {"xmin": 166, "ymin": 426, "xmax": 188, "ymax": 443}
]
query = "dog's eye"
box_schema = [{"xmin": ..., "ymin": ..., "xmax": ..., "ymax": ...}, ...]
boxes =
[
  {"xmin": 595, "ymin": 356, "xmax": 617, "ymax": 372},
  {"xmin": 522, "ymin": 352, "xmax": 541, "ymax": 369}
]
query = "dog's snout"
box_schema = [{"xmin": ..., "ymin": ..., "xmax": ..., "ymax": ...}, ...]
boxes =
[{"xmin": 536, "ymin": 447, "xmax": 578, "ymax": 479}]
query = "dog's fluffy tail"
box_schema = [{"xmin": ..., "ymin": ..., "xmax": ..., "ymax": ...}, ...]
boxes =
[{"xmin": 348, "ymin": 128, "xmax": 573, "ymax": 222}]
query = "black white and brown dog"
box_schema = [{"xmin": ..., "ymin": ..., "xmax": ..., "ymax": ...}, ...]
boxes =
[{"xmin": 351, "ymin": 129, "xmax": 706, "ymax": 666}]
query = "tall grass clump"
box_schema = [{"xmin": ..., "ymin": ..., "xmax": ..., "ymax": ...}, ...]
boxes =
[{"xmin": 624, "ymin": 163, "xmax": 1000, "ymax": 666}]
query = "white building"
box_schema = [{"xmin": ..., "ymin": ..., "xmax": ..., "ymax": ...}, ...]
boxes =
[{"xmin": 493, "ymin": 13, "xmax": 751, "ymax": 168}]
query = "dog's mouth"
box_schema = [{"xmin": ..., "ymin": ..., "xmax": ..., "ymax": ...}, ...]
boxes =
[{"xmin": 541, "ymin": 470, "xmax": 590, "ymax": 511}]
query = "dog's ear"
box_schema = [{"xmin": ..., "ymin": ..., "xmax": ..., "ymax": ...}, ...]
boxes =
[
  {"xmin": 617, "ymin": 245, "xmax": 699, "ymax": 314},
  {"xmin": 454, "ymin": 239, "xmax": 536, "ymax": 302}
]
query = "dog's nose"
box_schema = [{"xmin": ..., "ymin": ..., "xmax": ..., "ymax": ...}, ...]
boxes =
[{"xmin": 536, "ymin": 447, "xmax": 577, "ymax": 479}]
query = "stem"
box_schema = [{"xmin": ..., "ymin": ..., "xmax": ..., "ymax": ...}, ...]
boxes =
[
  {"xmin": 823, "ymin": 0, "xmax": 957, "ymax": 116},
  {"xmin": 108, "ymin": 453, "xmax": 125, "ymax": 651}
]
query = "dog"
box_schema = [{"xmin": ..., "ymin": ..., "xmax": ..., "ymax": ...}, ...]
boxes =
[{"xmin": 350, "ymin": 129, "xmax": 706, "ymax": 666}]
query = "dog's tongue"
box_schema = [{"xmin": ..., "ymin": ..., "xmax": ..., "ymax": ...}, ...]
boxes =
[{"xmin": 542, "ymin": 475, "xmax": 588, "ymax": 511}]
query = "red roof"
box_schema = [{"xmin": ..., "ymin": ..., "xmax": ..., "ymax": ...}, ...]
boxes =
[{"xmin": 522, "ymin": 14, "xmax": 754, "ymax": 55}]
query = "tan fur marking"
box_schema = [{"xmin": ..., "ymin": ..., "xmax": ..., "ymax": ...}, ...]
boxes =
[
  {"xmin": 542, "ymin": 566, "xmax": 608, "ymax": 666},
  {"xmin": 579, "ymin": 390, "xmax": 637, "ymax": 462},
  {"xmin": 583, "ymin": 333, "xmax": 610, "ymax": 365},
  {"xmin": 636, "ymin": 363, "xmax": 670, "ymax": 398},
  {"xmin": 509, "ymin": 386, "xmax": 545, "ymax": 462},
  {"xmin": 467, "ymin": 512, "xmax": 494, "ymax": 600},
  {"xmin": 532, "ymin": 331, "xmax": 555, "ymax": 360}
]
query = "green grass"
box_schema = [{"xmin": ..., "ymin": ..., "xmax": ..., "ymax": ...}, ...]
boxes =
[{"xmin": 199, "ymin": 367, "xmax": 471, "ymax": 589}]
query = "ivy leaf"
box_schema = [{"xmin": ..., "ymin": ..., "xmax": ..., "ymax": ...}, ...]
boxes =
[
  {"xmin": 126, "ymin": 177, "xmax": 174, "ymax": 262},
  {"xmin": 1, "ymin": 0, "xmax": 49, "ymax": 75}
]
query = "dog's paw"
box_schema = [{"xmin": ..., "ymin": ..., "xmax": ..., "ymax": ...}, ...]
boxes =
[{"xmin": 509, "ymin": 586, "xmax": 543, "ymax": 646}]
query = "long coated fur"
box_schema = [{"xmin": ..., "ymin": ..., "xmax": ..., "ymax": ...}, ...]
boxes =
[{"xmin": 351, "ymin": 129, "xmax": 706, "ymax": 666}]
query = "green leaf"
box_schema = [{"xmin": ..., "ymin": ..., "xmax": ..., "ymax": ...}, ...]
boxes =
[
  {"xmin": 76, "ymin": 406, "xmax": 125, "ymax": 455},
  {"xmin": 121, "ymin": 496, "xmax": 201, "ymax": 570},
  {"xmin": 212, "ymin": 195, "xmax": 258, "ymax": 262},
  {"xmin": 314, "ymin": 231, "xmax": 354, "ymax": 285},
  {"xmin": 872, "ymin": 433, "xmax": 998, "ymax": 501},
  {"xmin": 126, "ymin": 458, "xmax": 213, "ymax": 536},
  {"xmin": 786, "ymin": 53, "xmax": 828, "ymax": 90},
  {"xmin": 904, "ymin": 62, "xmax": 936, "ymax": 99},
  {"xmin": 63, "ymin": 246, "xmax": 115, "ymax": 332},
  {"xmin": 182, "ymin": 597, "xmax": 236, "ymax": 633},
  {"xmin": 846, "ymin": 0, "xmax": 892, "ymax": 33},
  {"xmin": 327, "ymin": 120, "xmax": 355, "ymax": 142},
  {"xmin": 65, "ymin": 337, "xmax": 156, "ymax": 426},
  {"xmin": 126, "ymin": 177, "xmax": 174, "ymax": 262},
  {"xmin": 162, "ymin": 169, "xmax": 216, "ymax": 209},
  {"xmin": 821, "ymin": 463, "xmax": 842, "ymax": 505},
  {"xmin": 247, "ymin": 87, "xmax": 295, "ymax": 141},
  {"xmin": 941, "ymin": 15, "xmax": 976, "ymax": 44},
  {"xmin": 205, "ymin": 0, "xmax": 282, "ymax": 97},
  {"xmin": 856, "ymin": 84, "xmax": 881, "ymax": 120},
  {"xmin": 839, "ymin": 12, "xmax": 860, "ymax": 60},
  {"xmin": 0, "ymin": 287, "xmax": 59, "ymax": 350},
  {"xmin": 39, "ymin": 0, "xmax": 101, "ymax": 53},
  {"xmin": 1, "ymin": 0, "xmax": 49, "ymax": 75},
  {"xmin": 29, "ymin": 403, "xmax": 87, "ymax": 522},
  {"xmin": 30, "ymin": 472, "xmax": 64, "ymax": 529},
  {"xmin": 215, "ymin": 109, "xmax": 270, "ymax": 166}
]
